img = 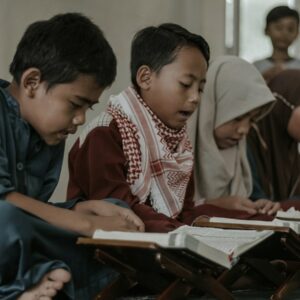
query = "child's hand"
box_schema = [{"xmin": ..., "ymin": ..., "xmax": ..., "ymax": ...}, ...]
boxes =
[
  {"xmin": 74, "ymin": 200, "xmax": 145, "ymax": 232},
  {"xmin": 88, "ymin": 215, "xmax": 143, "ymax": 235},
  {"xmin": 206, "ymin": 196, "xmax": 257, "ymax": 214},
  {"xmin": 254, "ymin": 199, "xmax": 281, "ymax": 215}
]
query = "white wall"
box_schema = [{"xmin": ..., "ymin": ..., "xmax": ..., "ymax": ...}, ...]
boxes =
[{"xmin": 0, "ymin": 0, "xmax": 226, "ymax": 202}]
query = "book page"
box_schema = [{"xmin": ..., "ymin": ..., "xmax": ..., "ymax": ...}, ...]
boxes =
[
  {"xmin": 93, "ymin": 230, "xmax": 170, "ymax": 246},
  {"xmin": 276, "ymin": 207, "xmax": 300, "ymax": 219},
  {"xmin": 273, "ymin": 219, "xmax": 300, "ymax": 234},
  {"xmin": 173, "ymin": 226, "xmax": 273, "ymax": 257},
  {"xmin": 92, "ymin": 226, "xmax": 273, "ymax": 269},
  {"xmin": 208, "ymin": 216, "xmax": 300, "ymax": 234},
  {"xmin": 208, "ymin": 217, "xmax": 281, "ymax": 227}
]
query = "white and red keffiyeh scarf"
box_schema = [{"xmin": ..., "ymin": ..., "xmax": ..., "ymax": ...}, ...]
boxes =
[{"xmin": 107, "ymin": 86, "xmax": 193, "ymax": 218}]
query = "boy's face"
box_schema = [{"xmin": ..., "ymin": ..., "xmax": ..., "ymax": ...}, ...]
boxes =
[
  {"xmin": 19, "ymin": 71, "xmax": 103, "ymax": 145},
  {"xmin": 266, "ymin": 17, "xmax": 299, "ymax": 51},
  {"xmin": 141, "ymin": 46, "xmax": 207, "ymax": 130},
  {"xmin": 214, "ymin": 109, "xmax": 260, "ymax": 149}
]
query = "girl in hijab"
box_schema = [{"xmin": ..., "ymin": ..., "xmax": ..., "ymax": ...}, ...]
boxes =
[
  {"xmin": 188, "ymin": 55, "xmax": 280, "ymax": 215},
  {"xmin": 248, "ymin": 69, "xmax": 300, "ymax": 202}
]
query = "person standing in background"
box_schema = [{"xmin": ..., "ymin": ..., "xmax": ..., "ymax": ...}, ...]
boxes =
[{"xmin": 253, "ymin": 5, "xmax": 300, "ymax": 83}]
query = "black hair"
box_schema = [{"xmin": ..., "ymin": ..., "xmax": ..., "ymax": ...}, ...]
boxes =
[
  {"xmin": 266, "ymin": 5, "xmax": 299, "ymax": 29},
  {"xmin": 130, "ymin": 23, "xmax": 210, "ymax": 90},
  {"xmin": 10, "ymin": 13, "xmax": 117, "ymax": 89}
]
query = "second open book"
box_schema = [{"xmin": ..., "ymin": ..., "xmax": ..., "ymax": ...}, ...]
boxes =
[
  {"xmin": 93, "ymin": 225, "xmax": 274, "ymax": 269},
  {"xmin": 195, "ymin": 208, "xmax": 300, "ymax": 234}
]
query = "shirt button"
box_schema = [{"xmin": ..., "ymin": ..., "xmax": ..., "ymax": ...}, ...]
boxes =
[{"xmin": 17, "ymin": 162, "xmax": 24, "ymax": 171}]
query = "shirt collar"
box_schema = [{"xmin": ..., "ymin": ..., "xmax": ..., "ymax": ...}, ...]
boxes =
[
  {"xmin": 0, "ymin": 79, "xmax": 21, "ymax": 117},
  {"xmin": 0, "ymin": 79, "xmax": 45, "ymax": 145}
]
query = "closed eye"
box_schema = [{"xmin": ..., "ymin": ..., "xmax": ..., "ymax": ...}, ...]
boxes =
[
  {"xmin": 180, "ymin": 82, "xmax": 191, "ymax": 88},
  {"xmin": 70, "ymin": 101, "xmax": 96, "ymax": 111},
  {"xmin": 70, "ymin": 101, "xmax": 82, "ymax": 109}
]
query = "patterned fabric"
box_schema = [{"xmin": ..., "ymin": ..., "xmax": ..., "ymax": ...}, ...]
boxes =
[
  {"xmin": 106, "ymin": 86, "xmax": 193, "ymax": 217},
  {"xmin": 108, "ymin": 104, "xmax": 142, "ymax": 185}
]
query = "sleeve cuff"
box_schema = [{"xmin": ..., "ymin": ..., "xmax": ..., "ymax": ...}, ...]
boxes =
[{"xmin": 52, "ymin": 197, "xmax": 85, "ymax": 209}]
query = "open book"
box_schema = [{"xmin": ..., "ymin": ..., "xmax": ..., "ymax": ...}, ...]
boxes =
[
  {"xmin": 93, "ymin": 226, "xmax": 273, "ymax": 269},
  {"xmin": 196, "ymin": 207, "xmax": 300, "ymax": 234}
]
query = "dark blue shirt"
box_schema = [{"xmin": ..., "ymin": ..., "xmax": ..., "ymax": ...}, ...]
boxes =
[{"xmin": 0, "ymin": 79, "xmax": 65, "ymax": 202}]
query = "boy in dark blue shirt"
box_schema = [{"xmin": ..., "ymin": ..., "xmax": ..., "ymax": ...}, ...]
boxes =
[{"xmin": 0, "ymin": 13, "xmax": 143, "ymax": 300}]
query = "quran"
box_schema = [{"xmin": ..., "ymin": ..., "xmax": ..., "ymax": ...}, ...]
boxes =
[
  {"xmin": 196, "ymin": 208, "xmax": 300, "ymax": 234},
  {"xmin": 93, "ymin": 225, "xmax": 273, "ymax": 269}
]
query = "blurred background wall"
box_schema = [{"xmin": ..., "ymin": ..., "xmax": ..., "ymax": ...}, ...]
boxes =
[
  {"xmin": 0, "ymin": 0, "xmax": 299, "ymax": 202},
  {"xmin": 0, "ymin": 0, "xmax": 225, "ymax": 201}
]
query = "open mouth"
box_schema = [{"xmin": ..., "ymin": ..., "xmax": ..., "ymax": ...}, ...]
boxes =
[
  {"xmin": 57, "ymin": 129, "xmax": 73, "ymax": 140},
  {"xmin": 60, "ymin": 127, "xmax": 77, "ymax": 136},
  {"xmin": 179, "ymin": 111, "xmax": 193, "ymax": 118}
]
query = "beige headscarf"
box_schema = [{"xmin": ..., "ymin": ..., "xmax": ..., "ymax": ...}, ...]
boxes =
[{"xmin": 188, "ymin": 55, "xmax": 275, "ymax": 203}]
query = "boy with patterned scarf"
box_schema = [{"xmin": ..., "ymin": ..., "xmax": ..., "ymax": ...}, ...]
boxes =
[{"xmin": 67, "ymin": 23, "xmax": 211, "ymax": 232}]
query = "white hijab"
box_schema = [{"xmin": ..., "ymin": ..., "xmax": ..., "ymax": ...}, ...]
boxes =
[{"xmin": 188, "ymin": 55, "xmax": 275, "ymax": 202}]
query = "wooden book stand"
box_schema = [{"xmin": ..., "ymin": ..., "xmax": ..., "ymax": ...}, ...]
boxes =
[
  {"xmin": 78, "ymin": 238, "xmax": 234, "ymax": 300},
  {"xmin": 78, "ymin": 225, "xmax": 300, "ymax": 300},
  {"xmin": 195, "ymin": 221, "xmax": 300, "ymax": 299}
]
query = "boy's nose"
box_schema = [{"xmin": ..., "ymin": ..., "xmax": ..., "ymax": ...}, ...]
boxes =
[
  {"xmin": 188, "ymin": 91, "xmax": 200, "ymax": 104},
  {"xmin": 73, "ymin": 111, "xmax": 86, "ymax": 126}
]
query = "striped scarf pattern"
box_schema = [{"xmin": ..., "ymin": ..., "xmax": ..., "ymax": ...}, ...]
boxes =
[{"xmin": 107, "ymin": 87, "xmax": 193, "ymax": 217}]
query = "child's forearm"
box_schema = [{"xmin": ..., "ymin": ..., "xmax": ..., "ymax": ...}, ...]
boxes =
[{"xmin": 5, "ymin": 191, "xmax": 92, "ymax": 236}]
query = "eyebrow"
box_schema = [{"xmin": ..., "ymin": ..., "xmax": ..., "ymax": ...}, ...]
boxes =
[
  {"xmin": 184, "ymin": 74, "xmax": 206, "ymax": 84},
  {"xmin": 75, "ymin": 95, "xmax": 99, "ymax": 104}
]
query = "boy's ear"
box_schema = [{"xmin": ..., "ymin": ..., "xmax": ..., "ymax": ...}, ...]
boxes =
[
  {"xmin": 21, "ymin": 68, "xmax": 42, "ymax": 97},
  {"xmin": 136, "ymin": 65, "xmax": 153, "ymax": 90}
]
